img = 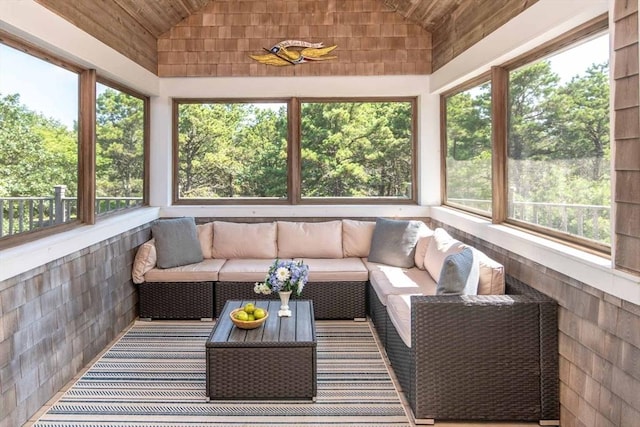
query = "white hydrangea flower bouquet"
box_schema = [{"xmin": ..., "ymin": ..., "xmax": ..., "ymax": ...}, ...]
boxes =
[{"xmin": 254, "ymin": 259, "xmax": 309, "ymax": 296}]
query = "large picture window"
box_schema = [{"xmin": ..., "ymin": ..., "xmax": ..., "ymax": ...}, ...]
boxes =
[
  {"xmin": 0, "ymin": 42, "xmax": 79, "ymax": 239},
  {"xmin": 96, "ymin": 82, "xmax": 147, "ymax": 215},
  {"xmin": 175, "ymin": 101, "xmax": 288, "ymax": 201},
  {"xmin": 0, "ymin": 34, "xmax": 149, "ymax": 246},
  {"xmin": 443, "ymin": 81, "xmax": 492, "ymax": 215},
  {"xmin": 440, "ymin": 18, "xmax": 610, "ymax": 250},
  {"xmin": 300, "ymin": 100, "xmax": 415, "ymax": 201},
  {"xmin": 507, "ymin": 33, "xmax": 610, "ymax": 245},
  {"xmin": 173, "ymin": 98, "xmax": 417, "ymax": 204}
]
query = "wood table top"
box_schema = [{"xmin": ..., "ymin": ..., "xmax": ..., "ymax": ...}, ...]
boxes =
[{"xmin": 207, "ymin": 299, "xmax": 316, "ymax": 347}]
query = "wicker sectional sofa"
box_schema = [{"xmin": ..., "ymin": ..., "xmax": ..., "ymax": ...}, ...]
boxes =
[{"xmin": 131, "ymin": 218, "xmax": 558, "ymax": 424}]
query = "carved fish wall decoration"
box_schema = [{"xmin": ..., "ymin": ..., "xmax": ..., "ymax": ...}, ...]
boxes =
[{"xmin": 250, "ymin": 40, "xmax": 337, "ymax": 66}]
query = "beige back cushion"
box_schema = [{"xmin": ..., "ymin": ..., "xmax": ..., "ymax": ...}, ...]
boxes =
[
  {"xmin": 278, "ymin": 221, "xmax": 343, "ymax": 259},
  {"xmin": 211, "ymin": 221, "xmax": 277, "ymax": 259},
  {"xmin": 475, "ymin": 249, "xmax": 506, "ymax": 295},
  {"xmin": 424, "ymin": 228, "xmax": 466, "ymax": 282},
  {"xmin": 196, "ymin": 222, "xmax": 213, "ymax": 259},
  {"xmin": 342, "ymin": 219, "xmax": 376, "ymax": 257},
  {"xmin": 424, "ymin": 228, "xmax": 505, "ymax": 294},
  {"xmin": 414, "ymin": 224, "xmax": 434, "ymax": 270},
  {"xmin": 132, "ymin": 238, "xmax": 157, "ymax": 284}
]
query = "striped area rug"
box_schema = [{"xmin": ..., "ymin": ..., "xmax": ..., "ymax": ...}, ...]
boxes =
[{"xmin": 34, "ymin": 320, "xmax": 411, "ymax": 426}]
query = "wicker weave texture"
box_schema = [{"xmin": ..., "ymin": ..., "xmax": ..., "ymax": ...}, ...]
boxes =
[
  {"xmin": 367, "ymin": 284, "xmax": 388, "ymax": 348},
  {"xmin": 380, "ymin": 278, "xmax": 559, "ymax": 423},
  {"xmin": 412, "ymin": 296, "xmax": 542, "ymax": 421},
  {"xmin": 139, "ymin": 281, "xmax": 214, "ymax": 319},
  {"xmin": 216, "ymin": 281, "xmax": 366, "ymax": 319},
  {"xmin": 207, "ymin": 346, "xmax": 315, "ymax": 399}
]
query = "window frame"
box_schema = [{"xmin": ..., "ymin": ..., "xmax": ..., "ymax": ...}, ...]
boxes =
[
  {"xmin": 440, "ymin": 72, "xmax": 493, "ymax": 218},
  {"xmin": 95, "ymin": 76, "xmax": 150, "ymax": 215},
  {"xmin": 172, "ymin": 96, "xmax": 419, "ymax": 205},
  {"xmin": 0, "ymin": 31, "xmax": 149, "ymax": 248},
  {"xmin": 439, "ymin": 15, "xmax": 611, "ymax": 254}
]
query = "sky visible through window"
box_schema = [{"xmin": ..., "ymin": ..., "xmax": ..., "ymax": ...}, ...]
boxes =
[{"xmin": 0, "ymin": 34, "xmax": 609, "ymax": 130}]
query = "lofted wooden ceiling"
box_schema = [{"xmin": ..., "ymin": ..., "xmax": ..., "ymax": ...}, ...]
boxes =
[
  {"xmin": 384, "ymin": 0, "xmax": 465, "ymax": 32},
  {"xmin": 108, "ymin": 0, "xmax": 211, "ymax": 37},
  {"xmin": 34, "ymin": 0, "xmax": 537, "ymax": 75}
]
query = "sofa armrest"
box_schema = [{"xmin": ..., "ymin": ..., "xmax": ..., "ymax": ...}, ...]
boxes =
[{"xmin": 409, "ymin": 289, "xmax": 558, "ymax": 422}]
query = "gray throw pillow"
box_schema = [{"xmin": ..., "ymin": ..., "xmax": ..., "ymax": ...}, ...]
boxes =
[
  {"xmin": 368, "ymin": 218, "xmax": 423, "ymax": 268},
  {"xmin": 152, "ymin": 217, "xmax": 204, "ymax": 269},
  {"xmin": 436, "ymin": 247, "xmax": 479, "ymax": 295}
]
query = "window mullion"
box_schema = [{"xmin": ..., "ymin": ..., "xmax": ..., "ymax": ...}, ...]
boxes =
[
  {"xmin": 79, "ymin": 69, "xmax": 96, "ymax": 225},
  {"xmin": 491, "ymin": 66, "xmax": 508, "ymax": 224},
  {"xmin": 289, "ymin": 97, "xmax": 301, "ymax": 204}
]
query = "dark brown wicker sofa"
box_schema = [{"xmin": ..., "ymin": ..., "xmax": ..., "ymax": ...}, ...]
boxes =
[
  {"xmin": 132, "ymin": 218, "xmax": 559, "ymax": 423},
  {"xmin": 132, "ymin": 219, "xmax": 373, "ymax": 320},
  {"xmin": 369, "ymin": 275, "xmax": 559, "ymax": 424}
]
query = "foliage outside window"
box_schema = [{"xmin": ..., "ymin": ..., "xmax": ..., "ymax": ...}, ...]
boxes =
[
  {"xmin": 440, "ymin": 25, "xmax": 610, "ymax": 249},
  {"xmin": 176, "ymin": 102, "xmax": 288, "ymax": 200},
  {"xmin": 444, "ymin": 82, "xmax": 492, "ymax": 215},
  {"xmin": 96, "ymin": 83, "xmax": 145, "ymax": 214},
  {"xmin": 0, "ymin": 43, "xmax": 79, "ymax": 239},
  {"xmin": 507, "ymin": 34, "xmax": 610, "ymax": 245},
  {"xmin": 300, "ymin": 100, "xmax": 414, "ymax": 200},
  {"xmin": 174, "ymin": 98, "xmax": 416, "ymax": 204}
]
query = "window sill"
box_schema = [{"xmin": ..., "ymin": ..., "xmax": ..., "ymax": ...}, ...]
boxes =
[
  {"xmin": 430, "ymin": 206, "xmax": 640, "ymax": 305},
  {"xmin": 0, "ymin": 207, "xmax": 160, "ymax": 283}
]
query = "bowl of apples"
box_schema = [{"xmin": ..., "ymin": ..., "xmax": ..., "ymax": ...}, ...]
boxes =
[{"xmin": 230, "ymin": 303, "xmax": 269, "ymax": 329}]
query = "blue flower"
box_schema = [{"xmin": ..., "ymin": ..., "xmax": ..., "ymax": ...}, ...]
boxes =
[{"xmin": 254, "ymin": 259, "xmax": 309, "ymax": 296}]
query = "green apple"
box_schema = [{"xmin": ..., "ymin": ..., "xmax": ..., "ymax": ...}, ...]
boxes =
[
  {"xmin": 234, "ymin": 310, "xmax": 249, "ymax": 321},
  {"xmin": 243, "ymin": 303, "xmax": 255, "ymax": 314},
  {"xmin": 253, "ymin": 308, "xmax": 266, "ymax": 319}
]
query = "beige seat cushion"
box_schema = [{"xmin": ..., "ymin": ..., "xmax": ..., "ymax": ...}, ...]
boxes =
[
  {"xmin": 386, "ymin": 294, "xmax": 415, "ymax": 348},
  {"xmin": 277, "ymin": 221, "xmax": 343, "ymax": 259},
  {"xmin": 197, "ymin": 222, "xmax": 213, "ymax": 259},
  {"xmin": 296, "ymin": 258, "xmax": 368, "ymax": 282},
  {"xmin": 212, "ymin": 221, "xmax": 277, "ymax": 259},
  {"xmin": 132, "ymin": 239, "xmax": 157, "ymax": 284},
  {"xmin": 365, "ymin": 260, "xmax": 436, "ymax": 305},
  {"xmin": 342, "ymin": 219, "xmax": 376, "ymax": 257},
  {"xmin": 218, "ymin": 259, "xmax": 276, "ymax": 282},
  {"xmin": 144, "ymin": 258, "xmax": 226, "ymax": 282}
]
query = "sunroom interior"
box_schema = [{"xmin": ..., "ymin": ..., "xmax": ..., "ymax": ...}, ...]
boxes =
[{"xmin": 1, "ymin": 0, "xmax": 639, "ymax": 426}]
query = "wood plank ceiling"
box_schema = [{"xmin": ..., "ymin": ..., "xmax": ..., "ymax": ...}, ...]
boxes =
[{"xmin": 34, "ymin": 0, "xmax": 537, "ymax": 75}]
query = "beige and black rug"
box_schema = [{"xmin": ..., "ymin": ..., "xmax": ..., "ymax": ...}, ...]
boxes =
[{"xmin": 34, "ymin": 320, "xmax": 411, "ymax": 426}]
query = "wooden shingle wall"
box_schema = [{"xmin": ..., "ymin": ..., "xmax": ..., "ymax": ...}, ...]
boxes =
[
  {"xmin": 613, "ymin": 0, "xmax": 640, "ymax": 275},
  {"xmin": 0, "ymin": 225, "xmax": 149, "ymax": 427},
  {"xmin": 157, "ymin": 0, "xmax": 432, "ymax": 77}
]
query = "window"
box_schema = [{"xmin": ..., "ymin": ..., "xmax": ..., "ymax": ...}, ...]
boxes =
[
  {"xmin": 0, "ymin": 42, "xmax": 79, "ymax": 239},
  {"xmin": 440, "ymin": 17, "xmax": 610, "ymax": 250},
  {"xmin": 173, "ymin": 98, "xmax": 417, "ymax": 204},
  {"xmin": 175, "ymin": 101, "xmax": 288, "ymax": 202},
  {"xmin": 507, "ymin": 33, "xmax": 610, "ymax": 245},
  {"xmin": 0, "ymin": 34, "xmax": 149, "ymax": 246},
  {"xmin": 443, "ymin": 81, "xmax": 492, "ymax": 215},
  {"xmin": 96, "ymin": 82, "xmax": 147, "ymax": 214},
  {"xmin": 300, "ymin": 99, "xmax": 415, "ymax": 201}
]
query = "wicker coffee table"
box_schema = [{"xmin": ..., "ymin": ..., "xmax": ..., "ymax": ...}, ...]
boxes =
[{"xmin": 206, "ymin": 299, "xmax": 317, "ymax": 400}]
